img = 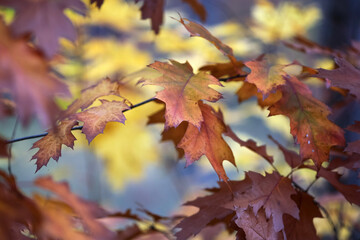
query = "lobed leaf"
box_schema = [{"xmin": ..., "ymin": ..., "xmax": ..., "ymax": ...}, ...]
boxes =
[
  {"xmin": 268, "ymin": 75, "xmax": 345, "ymax": 167},
  {"xmin": 140, "ymin": 60, "xmax": 222, "ymax": 129},
  {"xmin": 135, "ymin": 0, "xmax": 164, "ymax": 34},
  {"xmin": 178, "ymin": 102, "xmax": 235, "ymax": 182}
]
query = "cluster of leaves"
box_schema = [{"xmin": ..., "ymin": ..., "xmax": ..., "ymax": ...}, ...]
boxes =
[{"xmin": 1, "ymin": 0, "xmax": 360, "ymax": 239}]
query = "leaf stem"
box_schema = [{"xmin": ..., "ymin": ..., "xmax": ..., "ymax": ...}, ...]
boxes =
[
  {"xmin": 5, "ymin": 97, "xmax": 157, "ymax": 145},
  {"xmin": 7, "ymin": 117, "xmax": 19, "ymax": 176}
]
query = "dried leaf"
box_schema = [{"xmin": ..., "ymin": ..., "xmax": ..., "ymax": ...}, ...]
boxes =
[
  {"xmin": 345, "ymin": 121, "xmax": 360, "ymax": 154},
  {"xmin": 268, "ymin": 75, "xmax": 345, "ymax": 167},
  {"xmin": 140, "ymin": 60, "xmax": 222, "ymax": 129},
  {"xmin": 135, "ymin": 0, "xmax": 164, "ymax": 34},
  {"xmin": 72, "ymin": 100, "xmax": 130, "ymax": 143},
  {"xmin": 0, "ymin": 136, "xmax": 8, "ymax": 157},
  {"xmin": 235, "ymin": 207, "xmax": 283, "ymax": 240},
  {"xmin": 178, "ymin": 102, "xmax": 235, "ymax": 181},
  {"xmin": 31, "ymin": 120, "xmax": 78, "ymax": 172},
  {"xmin": 314, "ymin": 58, "xmax": 360, "ymax": 98}
]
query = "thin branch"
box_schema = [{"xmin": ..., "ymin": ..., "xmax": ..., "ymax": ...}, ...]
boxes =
[
  {"xmin": 6, "ymin": 97, "xmax": 156, "ymax": 145},
  {"xmin": 218, "ymin": 74, "xmax": 247, "ymax": 82}
]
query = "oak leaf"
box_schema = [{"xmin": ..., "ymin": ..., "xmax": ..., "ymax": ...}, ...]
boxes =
[
  {"xmin": 135, "ymin": 0, "xmax": 164, "ymax": 34},
  {"xmin": 269, "ymin": 136, "xmax": 303, "ymax": 169},
  {"xmin": 345, "ymin": 121, "xmax": 360, "ymax": 154},
  {"xmin": 62, "ymin": 78, "xmax": 123, "ymax": 119},
  {"xmin": 235, "ymin": 207, "xmax": 283, "ymax": 240},
  {"xmin": 0, "ymin": 0, "xmax": 87, "ymax": 57},
  {"xmin": 177, "ymin": 102, "xmax": 235, "ymax": 181},
  {"xmin": 268, "ymin": 75, "xmax": 345, "ymax": 166},
  {"xmin": 72, "ymin": 99, "xmax": 130, "ymax": 143},
  {"xmin": 283, "ymin": 192, "xmax": 321, "ymax": 240},
  {"xmin": 226, "ymin": 171, "xmax": 299, "ymax": 232},
  {"xmin": 314, "ymin": 58, "xmax": 360, "ymax": 98},
  {"xmin": 31, "ymin": 120, "xmax": 78, "ymax": 172},
  {"xmin": 245, "ymin": 57, "xmax": 287, "ymax": 96},
  {"xmin": 140, "ymin": 60, "xmax": 222, "ymax": 129},
  {"xmin": 0, "ymin": 21, "xmax": 69, "ymax": 127},
  {"xmin": 317, "ymin": 167, "xmax": 360, "ymax": 206}
]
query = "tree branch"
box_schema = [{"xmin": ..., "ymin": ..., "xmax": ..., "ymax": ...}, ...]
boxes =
[{"xmin": 6, "ymin": 97, "xmax": 156, "ymax": 145}]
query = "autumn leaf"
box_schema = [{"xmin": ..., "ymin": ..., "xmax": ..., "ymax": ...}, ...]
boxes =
[
  {"xmin": 31, "ymin": 120, "xmax": 78, "ymax": 172},
  {"xmin": 283, "ymin": 192, "xmax": 322, "ymax": 240},
  {"xmin": 178, "ymin": 102, "xmax": 235, "ymax": 182},
  {"xmin": 244, "ymin": 57, "xmax": 287, "ymax": 96},
  {"xmin": 313, "ymin": 58, "xmax": 360, "ymax": 98},
  {"xmin": 226, "ymin": 171, "xmax": 299, "ymax": 232},
  {"xmin": 61, "ymin": 78, "xmax": 123, "ymax": 118},
  {"xmin": 0, "ymin": 20, "xmax": 69, "ymax": 127},
  {"xmin": 135, "ymin": 0, "xmax": 164, "ymax": 34},
  {"xmin": 182, "ymin": 0, "xmax": 207, "ymax": 22},
  {"xmin": 35, "ymin": 176, "xmax": 116, "ymax": 239},
  {"xmin": 175, "ymin": 172, "xmax": 300, "ymax": 238},
  {"xmin": 0, "ymin": 0, "xmax": 87, "ymax": 57},
  {"xmin": 0, "ymin": 170, "xmax": 43, "ymax": 239},
  {"xmin": 317, "ymin": 167, "xmax": 360, "ymax": 206},
  {"xmin": 235, "ymin": 207, "xmax": 284, "ymax": 240},
  {"xmin": 199, "ymin": 60, "xmax": 245, "ymax": 79},
  {"xmin": 268, "ymin": 75, "xmax": 345, "ymax": 167},
  {"xmin": 72, "ymin": 99, "xmax": 130, "ymax": 143},
  {"xmin": 140, "ymin": 60, "xmax": 222, "ymax": 129},
  {"xmin": 344, "ymin": 121, "xmax": 360, "ymax": 154},
  {"xmin": 177, "ymin": 17, "xmax": 238, "ymax": 65}
]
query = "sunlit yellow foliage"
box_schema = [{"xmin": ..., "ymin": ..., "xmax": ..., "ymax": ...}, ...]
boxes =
[{"xmin": 251, "ymin": 0, "xmax": 321, "ymax": 42}]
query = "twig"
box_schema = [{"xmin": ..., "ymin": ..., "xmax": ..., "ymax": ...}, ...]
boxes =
[
  {"xmin": 6, "ymin": 97, "xmax": 156, "ymax": 145},
  {"xmin": 218, "ymin": 74, "xmax": 247, "ymax": 82}
]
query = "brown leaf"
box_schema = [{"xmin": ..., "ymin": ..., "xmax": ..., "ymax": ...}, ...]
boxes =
[
  {"xmin": 0, "ymin": 21, "xmax": 69, "ymax": 127},
  {"xmin": 0, "ymin": 171, "xmax": 43, "ymax": 239},
  {"xmin": 225, "ymin": 127, "xmax": 274, "ymax": 165},
  {"xmin": 62, "ymin": 78, "xmax": 123, "ymax": 119},
  {"xmin": 0, "ymin": 98, "xmax": 15, "ymax": 118},
  {"xmin": 314, "ymin": 58, "xmax": 360, "ymax": 99},
  {"xmin": 345, "ymin": 121, "xmax": 360, "ymax": 154},
  {"xmin": 199, "ymin": 60, "xmax": 245, "ymax": 79},
  {"xmin": 35, "ymin": 176, "xmax": 116, "ymax": 239},
  {"xmin": 178, "ymin": 102, "xmax": 235, "ymax": 182},
  {"xmin": 317, "ymin": 167, "xmax": 360, "ymax": 206},
  {"xmin": 235, "ymin": 207, "xmax": 283, "ymax": 240},
  {"xmin": 72, "ymin": 100, "xmax": 130, "ymax": 143},
  {"xmin": 283, "ymin": 192, "xmax": 321, "ymax": 240},
  {"xmin": 182, "ymin": 0, "xmax": 206, "ymax": 22},
  {"xmin": 31, "ymin": 120, "xmax": 78, "ymax": 172},
  {"xmin": 135, "ymin": 0, "xmax": 164, "ymax": 34},
  {"xmin": 0, "ymin": 0, "xmax": 87, "ymax": 57},
  {"xmin": 226, "ymin": 172, "xmax": 299, "ymax": 232},
  {"xmin": 140, "ymin": 60, "xmax": 222, "ymax": 129},
  {"xmin": 268, "ymin": 75, "xmax": 345, "ymax": 167}
]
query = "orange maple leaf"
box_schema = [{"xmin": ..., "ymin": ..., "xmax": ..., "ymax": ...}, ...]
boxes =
[
  {"xmin": 268, "ymin": 75, "xmax": 345, "ymax": 166},
  {"xmin": 245, "ymin": 57, "xmax": 287, "ymax": 96},
  {"xmin": 72, "ymin": 100, "xmax": 130, "ymax": 143},
  {"xmin": 140, "ymin": 60, "xmax": 222, "ymax": 129},
  {"xmin": 177, "ymin": 102, "xmax": 235, "ymax": 182},
  {"xmin": 31, "ymin": 120, "xmax": 78, "ymax": 172}
]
